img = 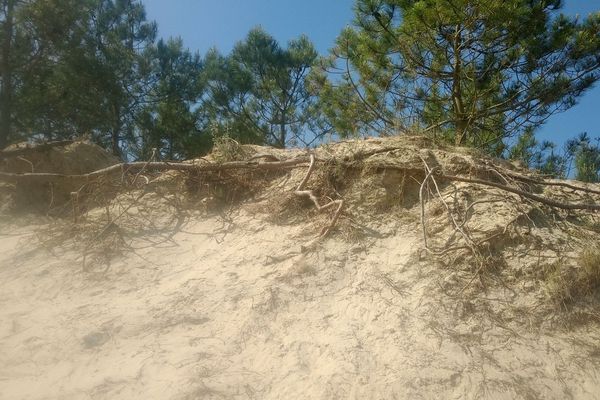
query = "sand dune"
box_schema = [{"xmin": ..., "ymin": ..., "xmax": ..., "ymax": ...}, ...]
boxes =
[
  {"xmin": 1, "ymin": 208, "xmax": 599, "ymax": 400},
  {"xmin": 1, "ymin": 137, "xmax": 600, "ymax": 399}
]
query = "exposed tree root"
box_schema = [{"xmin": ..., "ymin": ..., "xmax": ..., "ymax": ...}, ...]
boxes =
[
  {"xmin": 0, "ymin": 157, "xmax": 311, "ymax": 183},
  {"xmin": 419, "ymin": 157, "xmax": 479, "ymax": 258},
  {"xmin": 416, "ymin": 154, "xmax": 598, "ymax": 294},
  {"xmin": 81, "ymin": 185, "xmax": 151, "ymax": 272},
  {"xmin": 3, "ymin": 153, "xmax": 598, "ymax": 211},
  {"xmin": 294, "ymin": 154, "xmax": 344, "ymax": 251},
  {"xmin": 436, "ymin": 172, "xmax": 600, "ymax": 211},
  {"xmin": 2, "ymin": 145, "xmax": 599, "ymax": 262},
  {"xmin": 483, "ymin": 161, "xmax": 600, "ymax": 197}
]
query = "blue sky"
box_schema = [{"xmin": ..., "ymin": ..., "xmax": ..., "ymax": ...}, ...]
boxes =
[{"xmin": 142, "ymin": 0, "xmax": 600, "ymax": 146}]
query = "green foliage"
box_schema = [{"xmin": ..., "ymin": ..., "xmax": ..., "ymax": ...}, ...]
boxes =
[
  {"xmin": 314, "ymin": 0, "xmax": 600, "ymax": 152},
  {"xmin": 2, "ymin": 0, "xmax": 599, "ymax": 166},
  {"xmin": 1, "ymin": 0, "xmax": 96, "ymax": 147},
  {"xmin": 83, "ymin": 0, "xmax": 157, "ymax": 158},
  {"xmin": 1, "ymin": 1, "xmax": 323, "ymax": 158},
  {"xmin": 508, "ymin": 128, "xmax": 567, "ymax": 177},
  {"xmin": 135, "ymin": 38, "xmax": 209, "ymax": 160},
  {"xmin": 507, "ymin": 130, "xmax": 600, "ymax": 181},
  {"xmin": 204, "ymin": 27, "xmax": 327, "ymax": 148},
  {"xmin": 0, "ymin": 0, "xmax": 158, "ymax": 158},
  {"xmin": 569, "ymin": 133, "xmax": 600, "ymax": 182}
]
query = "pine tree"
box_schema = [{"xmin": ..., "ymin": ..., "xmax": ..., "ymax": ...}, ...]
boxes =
[
  {"xmin": 0, "ymin": 0, "xmax": 157, "ymax": 158},
  {"xmin": 567, "ymin": 132, "xmax": 600, "ymax": 182},
  {"xmin": 0, "ymin": 0, "xmax": 91, "ymax": 147},
  {"xmin": 508, "ymin": 128, "xmax": 567, "ymax": 178},
  {"xmin": 135, "ymin": 37, "xmax": 207, "ymax": 160},
  {"xmin": 83, "ymin": 0, "xmax": 156, "ymax": 158},
  {"xmin": 205, "ymin": 27, "xmax": 326, "ymax": 148},
  {"xmin": 0, "ymin": 0, "xmax": 15, "ymax": 148},
  {"xmin": 315, "ymin": 0, "xmax": 600, "ymax": 154}
]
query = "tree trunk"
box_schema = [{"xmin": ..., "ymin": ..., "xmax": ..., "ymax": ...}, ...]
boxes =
[
  {"xmin": 451, "ymin": 25, "xmax": 468, "ymax": 146},
  {"xmin": 279, "ymin": 112, "xmax": 286, "ymax": 149},
  {"xmin": 111, "ymin": 117, "xmax": 122, "ymax": 159},
  {"xmin": 108, "ymin": 102, "xmax": 123, "ymax": 158},
  {"xmin": 168, "ymin": 130, "xmax": 174, "ymax": 160},
  {"xmin": 0, "ymin": 0, "xmax": 15, "ymax": 149},
  {"xmin": 111, "ymin": 128, "xmax": 121, "ymax": 158}
]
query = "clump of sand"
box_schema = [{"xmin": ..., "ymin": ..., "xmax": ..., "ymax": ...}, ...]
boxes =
[{"xmin": 1, "ymin": 141, "xmax": 119, "ymax": 211}]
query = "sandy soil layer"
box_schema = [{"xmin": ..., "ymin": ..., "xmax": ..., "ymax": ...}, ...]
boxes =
[{"xmin": 1, "ymin": 211, "xmax": 599, "ymax": 400}]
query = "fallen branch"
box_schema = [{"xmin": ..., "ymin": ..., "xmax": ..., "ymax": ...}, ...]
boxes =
[
  {"xmin": 0, "ymin": 157, "xmax": 311, "ymax": 183},
  {"xmin": 437, "ymin": 172, "xmax": 600, "ymax": 211},
  {"xmin": 2, "ymin": 149, "xmax": 598, "ymax": 212},
  {"xmin": 483, "ymin": 162, "xmax": 600, "ymax": 197}
]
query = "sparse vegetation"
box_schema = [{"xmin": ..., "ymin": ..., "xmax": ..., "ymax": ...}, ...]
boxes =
[
  {"xmin": 543, "ymin": 244, "xmax": 600, "ymax": 305},
  {"xmin": 578, "ymin": 245, "xmax": 600, "ymax": 296}
]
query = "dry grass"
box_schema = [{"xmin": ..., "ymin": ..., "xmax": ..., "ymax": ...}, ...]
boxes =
[
  {"xmin": 210, "ymin": 136, "xmax": 252, "ymax": 162},
  {"xmin": 578, "ymin": 245, "xmax": 600, "ymax": 295},
  {"xmin": 544, "ymin": 244, "xmax": 600, "ymax": 305}
]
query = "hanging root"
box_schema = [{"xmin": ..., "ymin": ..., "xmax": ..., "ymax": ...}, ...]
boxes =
[
  {"xmin": 415, "ymin": 153, "xmax": 598, "ymax": 295},
  {"xmin": 4, "ymin": 139, "xmax": 600, "ymax": 264},
  {"xmin": 294, "ymin": 154, "xmax": 344, "ymax": 251}
]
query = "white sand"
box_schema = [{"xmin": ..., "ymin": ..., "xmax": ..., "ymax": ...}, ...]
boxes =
[{"xmin": 1, "ymin": 210, "xmax": 599, "ymax": 400}]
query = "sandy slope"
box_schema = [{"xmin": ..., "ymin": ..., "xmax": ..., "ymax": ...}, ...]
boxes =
[{"xmin": 0, "ymin": 208, "xmax": 599, "ymax": 400}]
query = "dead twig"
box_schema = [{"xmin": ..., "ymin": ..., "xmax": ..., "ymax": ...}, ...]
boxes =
[{"xmin": 81, "ymin": 186, "xmax": 149, "ymax": 272}]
